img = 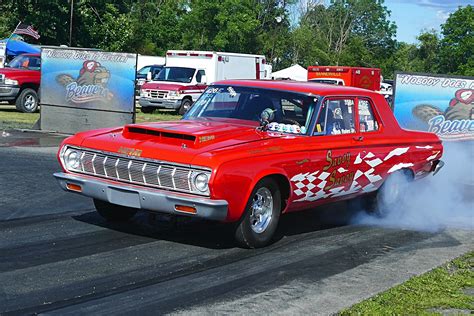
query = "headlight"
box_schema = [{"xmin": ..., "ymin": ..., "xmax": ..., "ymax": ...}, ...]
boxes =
[
  {"xmin": 192, "ymin": 172, "xmax": 209, "ymax": 193},
  {"xmin": 4, "ymin": 78, "xmax": 18, "ymax": 85},
  {"xmin": 140, "ymin": 89, "xmax": 148, "ymax": 97},
  {"xmin": 168, "ymin": 91, "xmax": 180, "ymax": 97},
  {"xmin": 64, "ymin": 148, "xmax": 81, "ymax": 170}
]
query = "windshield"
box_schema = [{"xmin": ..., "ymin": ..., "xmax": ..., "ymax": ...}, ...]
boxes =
[
  {"xmin": 137, "ymin": 66, "xmax": 151, "ymax": 75},
  {"xmin": 8, "ymin": 55, "xmax": 40, "ymax": 70},
  {"xmin": 156, "ymin": 67, "xmax": 195, "ymax": 83},
  {"xmin": 310, "ymin": 79, "xmax": 340, "ymax": 85},
  {"xmin": 185, "ymin": 85, "xmax": 317, "ymax": 135}
]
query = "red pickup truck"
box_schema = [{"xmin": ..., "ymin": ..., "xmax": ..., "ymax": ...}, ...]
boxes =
[{"xmin": 0, "ymin": 53, "xmax": 41, "ymax": 112}]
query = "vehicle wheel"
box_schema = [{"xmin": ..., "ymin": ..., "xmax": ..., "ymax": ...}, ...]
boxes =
[
  {"xmin": 234, "ymin": 178, "xmax": 281, "ymax": 248},
  {"xmin": 141, "ymin": 106, "xmax": 155, "ymax": 114},
  {"xmin": 16, "ymin": 88, "xmax": 39, "ymax": 113},
  {"xmin": 370, "ymin": 170, "xmax": 412, "ymax": 218},
  {"xmin": 93, "ymin": 199, "xmax": 138, "ymax": 222},
  {"xmin": 178, "ymin": 99, "xmax": 192, "ymax": 115}
]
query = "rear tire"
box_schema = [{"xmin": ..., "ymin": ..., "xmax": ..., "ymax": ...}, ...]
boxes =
[
  {"xmin": 16, "ymin": 88, "xmax": 39, "ymax": 113},
  {"xmin": 141, "ymin": 106, "xmax": 155, "ymax": 114},
  {"xmin": 94, "ymin": 199, "xmax": 138, "ymax": 222},
  {"xmin": 178, "ymin": 99, "xmax": 192, "ymax": 115},
  {"xmin": 369, "ymin": 170, "xmax": 412, "ymax": 218},
  {"xmin": 234, "ymin": 178, "xmax": 281, "ymax": 248}
]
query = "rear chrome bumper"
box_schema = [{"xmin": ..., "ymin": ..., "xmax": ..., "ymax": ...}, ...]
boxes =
[
  {"xmin": 54, "ymin": 172, "xmax": 228, "ymax": 221},
  {"xmin": 432, "ymin": 159, "xmax": 444, "ymax": 176}
]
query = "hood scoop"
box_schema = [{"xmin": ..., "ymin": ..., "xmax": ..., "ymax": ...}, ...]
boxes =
[{"xmin": 125, "ymin": 126, "xmax": 196, "ymax": 142}]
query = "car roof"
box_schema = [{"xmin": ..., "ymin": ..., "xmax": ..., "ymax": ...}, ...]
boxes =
[
  {"xmin": 18, "ymin": 53, "xmax": 40, "ymax": 57},
  {"xmin": 214, "ymin": 79, "xmax": 380, "ymax": 97}
]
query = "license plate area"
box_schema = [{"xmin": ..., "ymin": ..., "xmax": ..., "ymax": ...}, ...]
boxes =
[{"xmin": 108, "ymin": 187, "xmax": 140, "ymax": 208}]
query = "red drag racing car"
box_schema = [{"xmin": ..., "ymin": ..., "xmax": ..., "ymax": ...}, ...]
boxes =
[{"xmin": 54, "ymin": 80, "xmax": 444, "ymax": 248}]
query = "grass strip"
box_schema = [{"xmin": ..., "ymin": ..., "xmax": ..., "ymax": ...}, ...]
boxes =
[{"xmin": 341, "ymin": 251, "xmax": 474, "ymax": 315}]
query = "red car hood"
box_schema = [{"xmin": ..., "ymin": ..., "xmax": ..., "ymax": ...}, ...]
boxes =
[
  {"xmin": 80, "ymin": 119, "xmax": 276, "ymax": 166},
  {"xmin": 141, "ymin": 81, "xmax": 187, "ymax": 91},
  {"xmin": 0, "ymin": 67, "xmax": 39, "ymax": 77}
]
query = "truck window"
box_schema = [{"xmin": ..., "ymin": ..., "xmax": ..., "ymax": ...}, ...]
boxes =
[
  {"xmin": 156, "ymin": 67, "xmax": 195, "ymax": 83},
  {"xmin": 196, "ymin": 70, "xmax": 206, "ymax": 83},
  {"xmin": 151, "ymin": 66, "xmax": 163, "ymax": 79},
  {"xmin": 358, "ymin": 98, "xmax": 379, "ymax": 132},
  {"xmin": 8, "ymin": 55, "xmax": 32, "ymax": 69},
  {"xmin": 314, "ymin": 98, "xmax": 356, "ymax": 135},
  {"xmin": 29, "ymin": 57, "xmax": 41, "ymax": 70}
]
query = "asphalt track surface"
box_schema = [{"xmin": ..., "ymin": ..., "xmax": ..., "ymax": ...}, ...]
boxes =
[{"xmin": 0, "ymin": 131, "xmax": 472, "ymax": 315}]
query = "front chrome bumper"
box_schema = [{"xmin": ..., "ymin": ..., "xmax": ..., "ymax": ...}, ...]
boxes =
[
  {"xmin": 139, "ymin": 97, "xmax": 181, "ymax": 110},
  {"xmin": 54, "ymin": 172, "xmax": 228, "ymax": 221},
  {"xmin": 0, "ymin": 84, "xmax": 20, "ymax": 100}
]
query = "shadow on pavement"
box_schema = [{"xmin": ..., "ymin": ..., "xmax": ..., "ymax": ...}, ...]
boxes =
[{"xmin": 73, "ymin": 201, "xmax": 357, "ymax": 250}]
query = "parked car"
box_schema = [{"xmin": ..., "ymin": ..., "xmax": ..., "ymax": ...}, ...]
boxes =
[
  {"xmin": 136, "ymin": 64, "xmax": 164, "ymax": 92},
  {"xmin": 0, "ymin": 53, "xmax": 41, "ymax": 112},
  {"xmin": 54, "ymin": 80, "xmax": 444, "ymax": 248}
]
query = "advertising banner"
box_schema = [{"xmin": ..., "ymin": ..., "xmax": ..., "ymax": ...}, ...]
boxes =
[
  {"xmin": 41, "ymin": 48, "xmax": 137, "ymax": 113},
  {"xmin": 393, "ymin": 72, "xmax": 474, "ymax": 141},
  {"xmin": 0, "ymin": 42, "xmax": 6, "ymax": 68}
]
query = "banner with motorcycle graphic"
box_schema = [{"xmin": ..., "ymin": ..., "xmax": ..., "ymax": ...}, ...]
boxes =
[
  {"xmin": 41, "ymin": 48, "xmax": 137, "ymax": 112},
  {"xmin": 393, "ymin": 72, "xmax": 474, "ymax": 141}
]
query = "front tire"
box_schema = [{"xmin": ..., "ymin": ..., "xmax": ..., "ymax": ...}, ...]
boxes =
[
  {"xmin": 94, "ymin": 199, "xmax": 138, "ymax": 222},
  {"xmin": 16, "ymin": 88, "xmax": 39, "ymax": 113},
  {"xmin": 178, "ymin": 99, "xmax": 192, "ymax": 115},
  {"xmin": 234, "ymin": 178, "xmax": 281, "ymax": 248}
]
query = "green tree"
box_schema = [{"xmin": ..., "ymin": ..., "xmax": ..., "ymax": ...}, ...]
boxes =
[
  {"xmin": 438, "ymin": 5, "xmax": 474, "ymax": 76},
  {"xmin": 416, "ymin": 30, "xmax": 440, "ymax": 73}
]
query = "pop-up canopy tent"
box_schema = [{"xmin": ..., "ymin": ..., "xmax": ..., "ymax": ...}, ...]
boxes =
[
  {"xmin": 271, "ymin": 64, "xmax": 308, "ymax": 81},
  {"xmin": 0, "ymin": 38, "xmax": 40, "ymax": 56}
]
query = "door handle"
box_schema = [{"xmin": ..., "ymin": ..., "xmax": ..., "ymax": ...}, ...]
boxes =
[{"xmin": 353, "ymin": 136, "xmax": 364, "ymax": 141}]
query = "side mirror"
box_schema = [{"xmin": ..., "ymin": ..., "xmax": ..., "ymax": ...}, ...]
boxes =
[
  {"xmin": 146, "ymin": 71, "xmax": 152, "ymax": 81},
  {"xmin": 200, "ymin": 74, "xmax": 207, "ymax": 84}
]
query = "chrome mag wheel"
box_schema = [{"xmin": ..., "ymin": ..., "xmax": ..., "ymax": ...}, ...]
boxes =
[{"xmin": 250, "ymin": 187, "xmax": 273, "ymax": 233}]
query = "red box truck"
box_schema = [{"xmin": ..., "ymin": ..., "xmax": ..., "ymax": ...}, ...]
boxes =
[{"xmin": 307, "ymin": 66, "xmax": 381, "ymax": 91}]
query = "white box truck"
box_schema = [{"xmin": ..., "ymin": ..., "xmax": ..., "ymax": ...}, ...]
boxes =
[{"xmin": 139, "ymin": 50, "xmax": 268, "ymax": 114}]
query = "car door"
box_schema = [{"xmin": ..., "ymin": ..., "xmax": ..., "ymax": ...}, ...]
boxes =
[
  {"xmin": 351, "ymin": 96, "xmax": 393, "ymax": 194},
  {"xmin": 291, "ymin": 96, "xmax": 363, "ymax": 207}
]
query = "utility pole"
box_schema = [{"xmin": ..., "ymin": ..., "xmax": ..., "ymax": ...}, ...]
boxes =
[{"xmin": 69, "ymin": 0, "xmax": 74, "ymax": 46}]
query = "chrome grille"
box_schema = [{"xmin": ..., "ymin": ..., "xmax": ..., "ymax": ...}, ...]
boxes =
[
  {"xmin": 73, "ymin": 150, "xmax": 205, "ymax": 194},
  {"xmin": 0, "ymin": 74, "xmax": 4, "ymax": 84},
  {"xmin": 147, "ymin": 89, "xmax": 168, "ymax": 99}
]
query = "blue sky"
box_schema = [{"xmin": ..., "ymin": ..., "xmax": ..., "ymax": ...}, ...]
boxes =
[{"xmin": 384, "ymin": 0, "xmax": 472, "ymax": 43}]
